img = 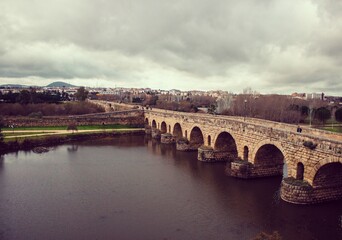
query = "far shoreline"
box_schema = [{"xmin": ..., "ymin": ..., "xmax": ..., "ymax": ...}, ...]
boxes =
[{"xmin": 0, "ymin": 130, "xmax": 145, "ymax": 155}]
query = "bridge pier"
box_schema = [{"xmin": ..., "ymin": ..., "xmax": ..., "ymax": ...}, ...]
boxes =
[
  {"xmin": 176, "ymin": 139, "xmax": 189, "ymax": 151},
  {"xmin": 161, "ymin": 133, "xmax": 175, "ymax": 144},
  {"xmin": 280, "ymin": 178, "xmax": 342, "ymax": 204},
  {"xmin": 226, "ymin": 160, "xmax": 283, "ymax": 178},
  {"xmin": 197, "ymin": 147, "xmax": 234, "ymax": 162},
  {"xmin": 145, "ymin": 125, "xmax": 152, "ymax": 135},
  {"xmin": 197, "ymin": 146, "xmax": 215, "ymax": 162},
  {"xmin": 151, "ymin": 129, "xmax": 161, "ymax": 139},
  {"xmin": 175, "ymin": 138, "xmax": 199, "ymax": 151}
]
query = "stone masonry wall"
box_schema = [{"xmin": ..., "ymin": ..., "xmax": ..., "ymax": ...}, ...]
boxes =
[
  {"xmin": 161, "ymin": 133, "xmax": 175, "ymax": 144},
  {"xmin": 227, "ymin": 161, "xmax": 283, "ymax": 178},
  {"xmin": 4, "ymin": 110, "xmax": 144, "ymax": 127},
  {"xmin": 280, "ymin": 179, "xmax": 342, "ymax": 204}
]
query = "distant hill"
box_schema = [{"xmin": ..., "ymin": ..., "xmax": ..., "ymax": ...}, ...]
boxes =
[{"xmin": 46, "ymin": 81, "xmax": 76, "ymax": 88}]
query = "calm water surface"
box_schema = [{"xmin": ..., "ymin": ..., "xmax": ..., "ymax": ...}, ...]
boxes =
[{"xmin": 0, "ymin": 135, "xmax": 341, "ymax": 240}]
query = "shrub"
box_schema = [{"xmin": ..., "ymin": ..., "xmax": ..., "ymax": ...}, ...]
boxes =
[
  {"xmin": 252, "ymin": 231, "xmax": 282, "ymax": 240},
  {"xmin": 21, "ymin": 139, "xmax": 38, "ymax": 150},
  {"xmin": 199, "ymin": 145, "xmax": 213, "ymax": 150},
  {"xmin": 0, "ymin": 102, "xmax": 104, "ymax": 116},
  {"xmin": 303, "ymin": 141, "xmax": 317, "ymax": 150},
  {"xmin": 0, "ymin": 116, "xmax": 3, "ymax": 143},
  {"xmin": 67, "ymin": 123, "xmax": 78, "ymax": 133},
  {"xmin": 6, "ymin": 140, "xmax": 19, "ymax": 151},
  {"xmin": 28, "ymin": 111, "xmax": 43, "ymax": 118},
  {"xmin": 177, "ymin": 137, "xmax": 189, "ymax": 144},
  {"xmin": 233, "ymin": 158, "xmax": 250, "ymax": 164}
]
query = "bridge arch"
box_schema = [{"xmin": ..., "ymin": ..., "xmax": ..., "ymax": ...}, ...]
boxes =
[
  {"xmin": 145, "ymin": 118, "xmax": 149, "ymax": 126},
  {"xmin": 251, "ymin": 141, "xmax": 286, "ymax": 177},
  {"xmin": 152, "ymin": 120, "xmax": 157, "ymax": 129},
  {"xmin": 254, "ymin": 144, "xmax": 284, "ymax": 165},
  {"xmin": 189, "ymin": 126, "xmax": 204, "ymax": 148},
  {"xmin": 173, "ymin": 123, "xmax": 183, "ymax": 140},
  {"xmin": 214, "ymin": 131, "xmax": 238, "ymax": 159},
  {"xmin": 308, "ymin": 157, "xmax": 342, "ymax": 184},
  {"xmin": 161, "ymin": 121, "xmax": 167, "ymax": 133},
  {"xmin": 312, "ymin": 162, "xmax": 342, "ymax": 188},
  {"xmin": 251, "ymin": 140, "xmax": 287, "ymax": 165}
]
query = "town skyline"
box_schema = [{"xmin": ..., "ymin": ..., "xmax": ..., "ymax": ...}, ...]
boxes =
[{"xmin": 0, "ymin": 80, "xmax": 341, "ymax": 97}]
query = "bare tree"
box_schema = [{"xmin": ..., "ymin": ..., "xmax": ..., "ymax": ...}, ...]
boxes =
[{"xmin": 226, "ymin": 94, "xmax": 304, "ymax": 123}]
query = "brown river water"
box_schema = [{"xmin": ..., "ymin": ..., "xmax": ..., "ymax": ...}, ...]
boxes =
[{"xmin": 0, "ymin": 135, "xmax": 341, "ymax": 240}]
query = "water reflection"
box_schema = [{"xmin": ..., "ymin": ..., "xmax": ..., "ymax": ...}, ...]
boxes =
[
  {"xmin": 67, "ymin": 145, "xmax": 78, "ymax": 153},
  {"xmin": 143, "ymin": 137, "xmax": 342, "ymax": 239},
  {"xmin": 0, "ymin": 155, "xmax": 4, "ymax": 170},
  {"xmin": 0, "ymin": 135, "xmax": 341, "ymax": 240}
]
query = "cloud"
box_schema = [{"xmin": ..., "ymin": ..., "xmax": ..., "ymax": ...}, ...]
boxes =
[{"xmin": 0, "ymin": 0, "xmax": 342, "ymax": 94}]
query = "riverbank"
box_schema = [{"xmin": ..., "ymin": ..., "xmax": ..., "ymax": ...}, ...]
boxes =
[
  {"xmin": 0, "ymin": 130, "xmax": 145, "ymax": 155},
  {"xmin": 2, "ymin": 127, "xmax": 143, "ymax": 140}
]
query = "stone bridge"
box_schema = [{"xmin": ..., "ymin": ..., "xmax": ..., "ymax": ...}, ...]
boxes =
[{"xmin": 144, "ymin": 108, "xmax": 342, "ymax": 204}]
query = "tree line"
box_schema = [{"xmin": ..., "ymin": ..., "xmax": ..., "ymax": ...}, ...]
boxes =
[
  {"xmin": 139, "ymin": 92, "xmax": 342, "ymax": 125},
  {"xmin": 0, "ymin": 87, "xmax": 98, "ymax": 117},
  {"xmin": 141, "ymin": 94, "xmax": 216, "ymax": 112},
  {"xmin": 0, "ymin": 102, "xmax": 104, "ymax": 117},
  {"xmin": 224, "ymin": 94, "xmax": 342, "ymax": 125},
  {"xmin": 0, "ymin": 87, "xmax": 90, "ymax": 104},
  {"xmin": 0, "ymin": 89, "xmax": 70, "ymax": 104}
]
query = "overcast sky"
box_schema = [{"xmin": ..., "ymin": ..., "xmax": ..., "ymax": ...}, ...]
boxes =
[{"xmin": 1, "ymin": 0, "xmax": 342, "ymax": 95}]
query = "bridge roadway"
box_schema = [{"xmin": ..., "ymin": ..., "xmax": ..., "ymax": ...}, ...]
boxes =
[{"xmin": 144, "ymin": 108, "xmax": 342, "ymax": 204}]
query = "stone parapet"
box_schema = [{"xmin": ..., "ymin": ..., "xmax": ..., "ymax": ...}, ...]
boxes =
[
  {"xmin": 280, "ymin": 178, "xmax": 342, "ymax": 204},
  {"xmin": 5, "ymin": 110, "xmax": 145, "ymax": 127},
  {"xmin": 145, "ymin": 108, "xmax": 342, "ymax": 142}
]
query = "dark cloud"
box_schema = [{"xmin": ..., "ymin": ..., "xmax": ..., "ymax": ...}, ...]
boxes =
[{"xmin": 0, "ymin": 0, "xmax": 342, "ymax": 94}]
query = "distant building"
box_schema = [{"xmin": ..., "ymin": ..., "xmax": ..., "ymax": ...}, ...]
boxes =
[{"xmin": 305, "ymin": 92, "xmax": 324, "ymax": 100}]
